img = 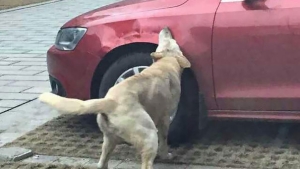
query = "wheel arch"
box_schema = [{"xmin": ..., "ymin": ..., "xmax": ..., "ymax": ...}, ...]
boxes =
[{"xmin": 90, "ymin": 42, "xmax": 157, "ymax": 99}]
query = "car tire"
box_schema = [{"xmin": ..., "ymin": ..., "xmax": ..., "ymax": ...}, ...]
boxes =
[{"xmin": 98, "ymin": 52, "xmax": 200, "ymax": 146}]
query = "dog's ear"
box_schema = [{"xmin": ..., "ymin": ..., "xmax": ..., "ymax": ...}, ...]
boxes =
[
  {"xmin": 150, "ymin": 52, "xmax": 164, "ymax": 61},
  {"xmin": 176, "ymin": 56, "xmax": 191, "ymax": 68}
]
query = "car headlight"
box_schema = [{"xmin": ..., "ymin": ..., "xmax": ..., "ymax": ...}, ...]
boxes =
[{"xmin": 55, "ymin": 28, "xmax": 87, "ymax": 51}]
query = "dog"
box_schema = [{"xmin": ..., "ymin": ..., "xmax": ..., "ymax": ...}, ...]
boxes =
[{"xmin": 38, "ymin": 27, "xmax": 191, "ymax": 169}]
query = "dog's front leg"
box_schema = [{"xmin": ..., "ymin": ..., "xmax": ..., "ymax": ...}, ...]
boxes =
[
  {"xmin": 140, "ymin": 130, "xmax": 158, "ymax": 169},
  {"xmin": 157, "ymin": 117, "xmax": 173, "ymax": 160},
  {"xmin": 97, "ymin": 135, "xmax": 117, "ymax": 169}
]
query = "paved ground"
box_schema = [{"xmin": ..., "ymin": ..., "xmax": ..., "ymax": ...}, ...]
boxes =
[
  {"xmin": 0, "ymin": 0, "xmax": 51, "ymax": 10},
  {"xmin": 0, "ymin": 0, "xmax": 231, "ymax": 168},
  {"xmin": 0, "ymin": 0, "xmax": 119, "ymax": 145}
]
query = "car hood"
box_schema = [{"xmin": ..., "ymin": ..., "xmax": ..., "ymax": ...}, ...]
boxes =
[{"xmin": 63, "ymin": 0, "xmax": 188, "ymax": 27}]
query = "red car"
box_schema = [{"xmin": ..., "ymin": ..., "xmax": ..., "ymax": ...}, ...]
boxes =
[{"xmin": 47, "ymin": 0, "xmax": 300, "ymax": 145}]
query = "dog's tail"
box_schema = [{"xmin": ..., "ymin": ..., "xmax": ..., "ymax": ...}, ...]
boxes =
[{"xmin": 38, "ymin": 92, "xmax": 116, "ymax": 115}]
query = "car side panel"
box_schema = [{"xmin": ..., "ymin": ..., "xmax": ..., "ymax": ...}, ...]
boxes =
[
  {"xmin": 79, "ymin": 0, "xmax": 221, "ymax": 109},
  {"xmin": 213, "ymin": 0, "xmax": 300, "ymax": 111}
]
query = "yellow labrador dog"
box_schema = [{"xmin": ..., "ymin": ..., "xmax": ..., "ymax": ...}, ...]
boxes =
[{"xmin": 38, "ymin": 27, "xmax": 190, "ymax": 169}]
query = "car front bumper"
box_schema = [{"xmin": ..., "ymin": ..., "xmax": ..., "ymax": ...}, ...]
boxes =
[{"xmin": 46, "ymin": 45, "xmax": 101, "ymax": 100}]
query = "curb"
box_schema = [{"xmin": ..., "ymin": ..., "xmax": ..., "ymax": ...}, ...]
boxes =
[
  {"xmin": 0, "ymin": 0, "xmax": 63, "ymax": 14},
  {"xmin": 0, "ymin": 147, "xmax": 33, "ymax": 162}
]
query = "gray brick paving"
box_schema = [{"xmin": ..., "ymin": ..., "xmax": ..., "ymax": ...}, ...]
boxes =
[
  {"xmin": 0, "ymin": 108, "xmax": 9, "ymax": 113},
  {"xmin": 7, "ymin": 81, "xmax": 50, "ymax": 87},
  {"xmin": 0, "ymin": 75, "xmax": 48, "ymax": 81},
  {"xmin": 0, "ymin": 66, "xmax": 27, "ymax": 70},
  {"xmin": 21, "ymin": 66, "xmax": 47, "ymax": 71},
  {"xmin": 0, "ymin": 0, "xmax": 124, "ymax": 149},
  {"xmin": 12, "ymin": 62, "xmax": 47, "ymax": 66},
  {"xmin": 0, "ymin": 100, "xmax": 60, "ymax": 146},
  {"xmin": 22, "ymin": 87, "xmax": 51, "ymax": 94},
  {"xmin": 0, "ymin": 81, "xmax": 12, "ymax": 85},
  {"xmin": 0, "ymin": 100, "xmax": 27, "ymax": 108},
  {"xmin": 0, "ymin": 93, "xmax": 37, "ymax": 100},
  {"xmin": 35, "ymin": 71, "xmax": 48, "ymax": 76},
  {"xmin": 0, "ymin": 54, "xmax": 43, "ymax": 58},
  {"xmin": 0, "ymin": 70, "xmax": 43, "ymax": 75},
  {"xmin": 0, "ymin": 86, "xmax": 31, "ymax": 93},
  {"xmin": 0, "ymin": 61, "xmax": 15, "ymax": 65},
  {"xmin": 0, "ymin": 0, "xmax": 120, "ymax": 55},
  {"xmin": 3, "ymin": 58, "xmax": 46, "ymax": 62},
  {"xmin": 0, "ymin": 50, "xmax": 30, "ymax": 54}
]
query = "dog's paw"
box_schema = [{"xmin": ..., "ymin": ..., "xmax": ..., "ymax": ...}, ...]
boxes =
[
  {"xmin": 97, "ymin": 162, "xmax": 108, "ymax": 169},
  {"xmin": 157, "ymin": 152, "xmax": 173, "ymax": 160},
  {"xmin": 166, "ymin": 153, "xmax": 173, "ymax": 160}
]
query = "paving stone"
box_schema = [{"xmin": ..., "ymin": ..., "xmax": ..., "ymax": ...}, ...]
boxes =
[
  {"xmin": 0, "ymin": 101, "xmax": 60, "ymax": 146},
  {"xmin": 0, "ymin": 86, "xmax": 30, "ymax": 93},
  {"xmin": 0, "ymin": 37, "xmax": 28, "ymax": 41},
  {"xmin": 0, "ymin": 100, "xmax": 27, "ymax": 108},
  {"xmin": 3, "ymin": 58, "xmax": 46, "ymax": 62},
  {"xmin": 23, "ymin": 155, "xmax": 59, "ymax": 163},
  {"xmin": 0, "ymin": 133, "xmax": 22, "ymax": 147},
  {"xmin": 0, "ymin": 47, "xmax": 17, "ymax": 50},
  {"xmin": 22, "ymin": 66, "xmax": 47, "ymax": 71},
  {"xmin": 0, "ymin": 75, "xmax": 48, "ymax": 81},
  {"xmin": 0, "ymin": 61, "xmax": 15, "ymax": 65},
  {"xmin": 0, "ymin": 81, "xmax": 12, "ymax": 85},
  {"xmin": 35, "ymin": 71, "xmax": 48, "ymax": 76},
  {"xmin": 22, "ymin": 87, "xmax": 51, "ymax": 94},
  {"xmin": 0, "ymin": 53, "xmax": 41, "ymax": 57},
  {"xmin": 0, "ymin": 147, "xmax": 33, "ymax": 162},
  {"xmin": 25, "ymin": 50, "xmax": 48, "ymax": 54},
  {"xmin": 0, "ymin": 107, "xmax": 9, "ymax": 113},
  {"xmin": 0, "ymin": 50, "xmax": 30, "ymax": 54},
  {"xmin": 8, "ymin": 81, "xmax": 50, "ymax": 87},
  {"xmin": 0, "ymin": 93, "xmax": 37, "ymax": 100},
  {"xmin": 0, "ymin": 66, "xmax": 27, "ymax": 70},
  {"xmin": 0, "ymin": 57, "xmax": 7, "ymax": 61},
  {"xmin": 0, "ymin": 70, "xmax": 42, "ymax": 75},
  {"xmin": 11, "ymin": 62, "xmax": 47, "ymax": 66}
]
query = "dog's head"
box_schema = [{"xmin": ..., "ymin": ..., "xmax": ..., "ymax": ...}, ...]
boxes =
[{"xmin": 150, "ymin": 27, "xmax": 191, "ymax": 68}]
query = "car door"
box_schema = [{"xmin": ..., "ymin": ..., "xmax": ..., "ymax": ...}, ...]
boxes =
[{"xmin": 213, "ymin": 0, "xmax": 300, "ymax": 111}]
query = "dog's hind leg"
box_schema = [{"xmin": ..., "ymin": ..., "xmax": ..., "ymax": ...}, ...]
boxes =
[
  {"xmin": 97, "ymin": 114, "xmax": 119, "ymax": 169},
  {"xmin": 97, "ymin": 135, "xmax": 118, "ymax": 169}
]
